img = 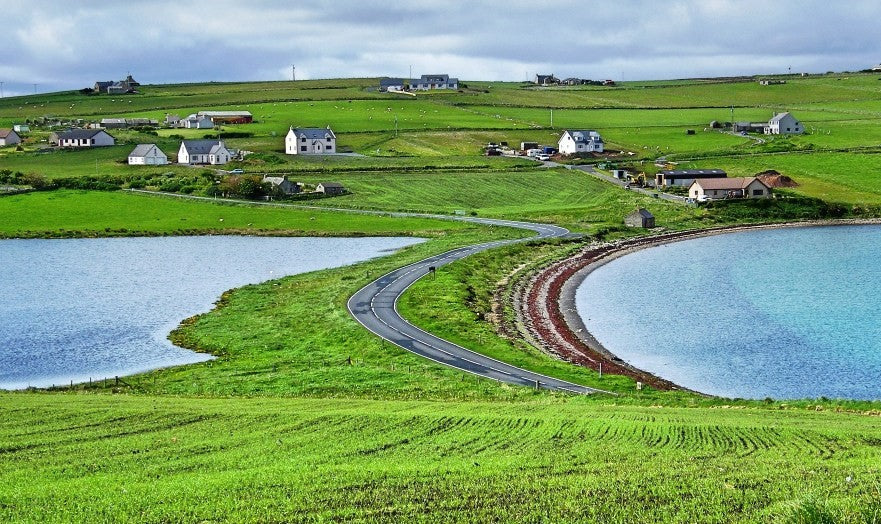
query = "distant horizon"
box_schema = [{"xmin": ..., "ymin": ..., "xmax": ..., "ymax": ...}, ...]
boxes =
[{"xmin": 4, "ymin": 1, "xmax": 881, "ymax": 98}]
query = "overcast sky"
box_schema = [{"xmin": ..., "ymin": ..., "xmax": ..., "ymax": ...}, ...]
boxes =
[{"xmin": 3, "ymin": 0, "xmax": 880, "ymax": 96}]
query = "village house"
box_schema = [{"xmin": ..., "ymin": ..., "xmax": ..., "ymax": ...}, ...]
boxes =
[
  {"xmin": 100, "ymin": 118, "xmax": 159, "ymax": 129},
  {"xmin": 93, "ymin": 74, "xmax": 140, "ymax": 94},
  {"xmin": 285, "ymin": 126, "xmax": 337, "ymax": 155},
  {"xmin": 57, "ymin": 129, "xmax": 116, "ymax": 148},
  {"xmin": 379, "ymin": 78, "xmax": 405, "ymax": 92},
  {"xmin": 165, "ymin": 114, "xmax": 181, "ymax": 126},
  {"xmin": 765, "ymin": 112, "xmax": 803, "ymax": 135},
  {"xmin": 558, "ymin": 130, "xmax": 604, "ymax": 154},
  {"xmin": 534, "ymin": 74, "xmax": 559, "ymax": 86},
  {"xmin": 624, "ymin": 208, "xmax": 655, "ymax": 228},
  {"xmin": 316, "ymin": 182, "xmax": 346, "ymax": 195},
  {"xmin": 263, "ymin": 176, "xmax": 301, "ymax": 195},
  {"xmin": 197, "ymin": 111, "xmax": 253, "ymax": 124},
  {"xmin": 178, "ymin": 140, "xmax": 230, "ymax": 165},
  {"xmin": 689, "ymin": 177, "xmax": 771, "ymax": 200},
  {"xmin": 410, "ymin": 74, "xmax": 459, "ymax": 90},
  {"xmin": 656, "ymin": 169, "xmax": 727, "ymax": 188},
  {"xmin": 0, "ymin": 129, "xmax": 22, "ymax": 147},
  {"xmin": 128, "ymin": 144, "xmax": 168, "ymax": 165},
  {"xmin": 181, "ymin": 114, "xmax": 214, "ymax": 129}
]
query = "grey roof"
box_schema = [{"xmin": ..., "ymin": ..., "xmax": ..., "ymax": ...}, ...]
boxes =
[
  {"xmin": 415, "ymin": 74, "xmax": 458, "ymax": 84},
  {"xmin": 564, "ymin": 130, "xmax": 603, "ymax": 143},
  {"xmin": 58, "ymin": 129, "xmax": 112, "ymax": 140},
  {"xmin": 101, "ymin": 118, "xmax": 127, "ymax": 124},
  {"xmin": 628, "ymin": 208, "xmax": 654, "ymax": 219},
  {"xmin": 290, "ymin": 127, "xmax": 336, "ymax": 139},
  {"xmin": 380, "ymin": 78, "xmax": 404, "ymax": 86},
  {"xmin": 659, "ymin": 169, "xmax": 726, "ymax": 178},
  {"xmin": 318, "ymin": 182, "xmax": 344, "ymax": 188},
  {"xmin": 770, "ymin": 112, "xmax": 793, "ymax": 123},
  {"xmin": 181, "ymin": 140, "xmax": 224, "ymax": 154},
  {"xmin": 129, "ymin": 144, "xmax": 163, "ymax": 157}
]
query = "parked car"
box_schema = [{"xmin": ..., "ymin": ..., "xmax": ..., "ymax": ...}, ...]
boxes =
[
  {"xmin": 229, "ymin": 168, "xmax": 244, "ymax": 174},
  {"xmin": 537, "ymin": 154, "xmax": 550, "ymax": 161}
]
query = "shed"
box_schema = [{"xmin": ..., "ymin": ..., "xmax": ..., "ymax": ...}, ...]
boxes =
[
  {"xmin": 316, "ymin": 182, "xmax": 345, "ymax": 195},
  {"xmin": 625, "ymin": 208, "xmax": 655, "ymax": 228}
]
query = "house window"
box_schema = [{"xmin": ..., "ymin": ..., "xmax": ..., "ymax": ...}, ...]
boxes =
[
  {"xmin": 327, "ymin": 138, "xmax": 332, "ymax": 142},
  {"xmin": 301, "ymin": 138, "xmax": 306, "ymax": 142},
  {"xmin": 301, "ymin": 146, "xmax": 307, "ymax": 152},
  {"xmin": 753, "ymin": 189, "xmax": 764, "ymax": 196}
]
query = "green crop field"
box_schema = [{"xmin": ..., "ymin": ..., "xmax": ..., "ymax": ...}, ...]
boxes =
[{"xmin": 4, "ymin": 74, "xmax": 881, "ymax": 521}]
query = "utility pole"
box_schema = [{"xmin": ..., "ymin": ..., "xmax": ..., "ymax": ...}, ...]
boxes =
[
  {"xmin": 291, "ymin": 65, "xmax": 295, "ymax": 81},
  {"xmin": 550, "ymin": 109, "xmax": 553, "ymax": 128},
  {"xmin": 409, "ymin": 65, "xmax": 412, "ymax": 80},
  {"xmin": 0, "ymin": 81, "xmax": 4, "ymax": 98},
  {"xmin": 394, "ymin": 114, "xmax": 398, "ymax": 137},
  {"xmin": 33, "ymin": 83, "xmax": 38, "ymax": 94}
]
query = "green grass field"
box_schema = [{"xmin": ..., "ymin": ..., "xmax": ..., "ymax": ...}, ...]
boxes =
[{"xmin": 4, "ymin": 75, "xmax": 881, "ymax": 521}]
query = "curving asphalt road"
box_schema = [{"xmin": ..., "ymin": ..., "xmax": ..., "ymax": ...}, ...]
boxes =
[{"xmin": 347, "ymin": 216, "xmax": 606, "ymax": 395}]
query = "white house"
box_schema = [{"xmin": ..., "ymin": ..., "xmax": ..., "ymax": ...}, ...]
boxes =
[
  {"xmin": 689, "ymin": 177, "xmax": 771, "ymax": 200},
  {"xmin": 558, "ymin": 129, "xmax": 604, "ymax": 154},
  {"xmin": 181, "ymin": 114, "xmax": 214, "ymax": 129},
  {"xmin": 410, "ymin": 74, "xmax": 458, "ymax": 90},
  {"xmin": 765, "ymin": 112, "xmax": 803, "ymax": 135},
  {"xmin": 285, "ymin": 126, "xmax": 337, "ymax": 155},
  {"xmin": 0, "ymin": 129, "xmax": 21, "ymax": 147},
  {"xmin": 380, "ymin": 78, "xmax": 405, "ymax": 92},
  {"xmin": 178, "ymin": 140, "xmax": 231, "ymax": 165},
  {"xmin": 128, "ymin": 144, "xmax": 168, "ymax": 165},
  {"xmin": 12, "ymin": 124, "xmax": 29, "ymax": 133},
  {"xmin": 57, "ymin": 129, "xmax": 115, "ymax": 148}
]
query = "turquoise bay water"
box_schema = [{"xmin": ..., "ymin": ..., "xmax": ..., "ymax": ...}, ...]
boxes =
[
  {"xmin": 0, "ymin": 236, "xmax": 421, "ymax": 390},
  {"xmin": 575, "ymin": 225, "xmax": 881, "ymax": 400}
]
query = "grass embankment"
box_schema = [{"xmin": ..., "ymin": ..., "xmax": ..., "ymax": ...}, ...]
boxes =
[{"xmin": 3, "ymin": 394, "xmax": 881, "ymax": 523}]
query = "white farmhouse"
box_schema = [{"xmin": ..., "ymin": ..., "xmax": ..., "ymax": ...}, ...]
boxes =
[
  {"xmin": 178, "ymin": 140, "xmax": 231, "ymax": 165},
  {"xmin": 285, "ymin": 126, "xmax": 337, "ymax": 155},
  {"xmin": 181, "ymin": 114, "xmax": 214, "ymax": 129},
  {"xmin": 558, "ymin": 129, "xmax": 604, "ymax": 154},
  {"xmin": 765, "ymin": 112, "xmax": 803, "ymax": 135},
  {"xmin": 410, "ymin": 74, "xmax": 458, "ymax": 90},
  {"xmin": 128, "ymin": 144, "xmax": 168, "ymax": 165},
  {"xmin": 0, "ymin": 129, "xmax": 21, "ymax": 147},
  {"xmin": 57, "ymin": 129, "xmax": 116, "ymax": 148}
]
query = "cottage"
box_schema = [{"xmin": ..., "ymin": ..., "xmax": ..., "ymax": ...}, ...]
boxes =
[
  {"xmin": 197, "ymin": 111, "xmax": 253, "ymax": 124},
  {"xmin": 285, "ymin": 126, "xmax": 336, "ymax": 155},
  {"xmin": 178, "ymin": 140, "xmax": 230, "ymax": 165},
  {"xmin": 181, "ymin": 114, "xmax": 214, "ymax": 129},
  {"xmin": 0, "ymin": 129, "xmax": 21, "ymax": 147},
  {"xmin": 316, "ymin": 182, "xmax": 345, "ymax": 195},
  {"xmin": 558, "ymin": 129, "xmax": 604, "ymax": 154},
  {"xmin": 165, "ymin": 114, "xmax": 181, "ymax": 126},
  {"xmin": 263, "ymin": 176, "xmax": 301, "ymax": 195},
  {"xmin": 410, "ymin": 74, "xmax": 458, "ymax": 90},
  {"xmin": 57, "ymin": 129, "xmax": 115, "ymax": 148},
  {"xmin": 656, "ymin": 169, "xmax": 726, "ymax": 188},
  {"xmin": 93, "ymin": 74, "xmax": 139, "ymax": 94},
  {"xmin": 689, "ymin": 177, "xmax": 771, "ymax": 200},
  {"xmin": 624, "ymin": 208, "xmax": 655, "ymax": 228},
  {"xmin": 380, "ymin": 78, "xmax": 405, "ymax": 92},
  {"xmin": 128, "ymin": 144, "xmax": 168, "ymax": 165},
  {"xmin": 534, "ymin": 74, "xmax": 559, "ymax": 86},
  {"xmin": 765, "ymin": 112, "xmax": 803, "ymax": 135}
]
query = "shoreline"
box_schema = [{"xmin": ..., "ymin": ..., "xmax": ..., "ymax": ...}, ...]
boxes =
[{"xmin": 515, "ymin": 218, "xmax": 881, "ymax": 395}]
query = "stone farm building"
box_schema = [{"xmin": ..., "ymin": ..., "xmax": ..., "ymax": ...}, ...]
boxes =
[
  {"xmin": 689, "ymin": 177, "xmax": 771, "ymax": 200},
  {"xmin": 558, "ymin": 130, "xmax": 604, "ymax": 154},
  {"xmin": 178, "ymin": 140, "xmax": 231, "ymax": 165},
  {"xmin": 656, "ymin": 169, "xmax": 727, "ymax": 188},
  {"xmin": 316, "ymin": 182, "xmax": 345, "ymax": 195},
  {"xmin": 0, "ymin": 129, "xmax": 21, "ymax": 147},
  {"xmin": 286, "ymin": 127, "xmax": 336, "ymax": 155},
  {"xmin": 128, "ymin": 144, "xmax": 168, "ymax": 165},
  {"xmin": 197, "ymin": 111, "xmax": 253, "ymax": 124},
  {"xmin": 263, "ymin": 176, "xmax": 301, "ymax": 195},
  {"xmin": 625, "ymin": 208, "xmax": 655, "ymax": 228},
  {"xmin": 57, "ymin": 129, "xmax": 115, "ymax": 148}
]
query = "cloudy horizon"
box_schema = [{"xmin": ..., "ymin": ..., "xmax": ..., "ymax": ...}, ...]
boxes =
[{"xmin": 2, "ymin": 0, "xmax": 880, "ymax": 97}]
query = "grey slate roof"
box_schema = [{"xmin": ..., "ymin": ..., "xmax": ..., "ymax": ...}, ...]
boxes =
[
  {"xmin": 565, "ymin": 130, "xmax": 603, "ymax": 143},
  {"xmin": 319, "ymin": 182, "xmax": 344, "ymax": 188},
  {"xmin": 770, "ymin": 112, "xmax": 792, "ymax": 123},
  {"xmin": 129, "ymin": 144, "xmax": 162, "ymax": 157},
  {"xmin": 380, "ymin": 78, "xmax": 404, "ymax": 87},
  {"xmin": 290, "ymin": 127, "xmax": 336, "ymax": 139},
  {"xmin": 58, "ymin": 129, "xmax": 111, "ymax": 140},
  {"xmin": 181, "ymin": 140, "xmax": 224, "ymax": 154},
  {"xmin": 659, "ymin": 169, "xmax": 727, "ymax": 179},
  {"xmin": 629, "ymin": 208, "xmax": 654, "ymax": 219}
]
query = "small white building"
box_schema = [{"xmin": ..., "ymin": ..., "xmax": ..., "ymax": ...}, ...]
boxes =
[
  {"xmin": 128, "ymin": 144, "xmax": 168, "ymax": 165},
  {"xmin": 689, "ymin": 177, "xmax": 771, "ymax": 200},
  {"xmin": 0, "ymin": 129, "xmax": 21, "ymax": 147},
  {"xmin": 12, "ymin": 124, "xmax": 30, "ymax": 133},
  {"xmin": 765, "ymin": 112, "xmax": 803, "ymax": 135},
  {"xmin": 178, "ymin": 140, "xmax": 230, "ymax": 165},
  {"xmin": 57, "ymin": 129, "xmax": 115, "ymax": 148},
  {"xmin": 181, "ymin": 114, "xmax": 214, "ymax": 129},
  {"xmin": 285, "ymin": 126, "xmax": 337, "ymax": 155},
  {"xmin": 558, "ymin": 129, "xmax": 604, "ymax": 154}
]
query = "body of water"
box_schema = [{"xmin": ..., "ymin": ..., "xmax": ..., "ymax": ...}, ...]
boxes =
[
  {"xmin": 0, "ymin": 236, "xmax": 422, "ymax": 389},
  {"xmin": 575, "ymin": 225, "xmax": 881, "ymax": 400}
]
